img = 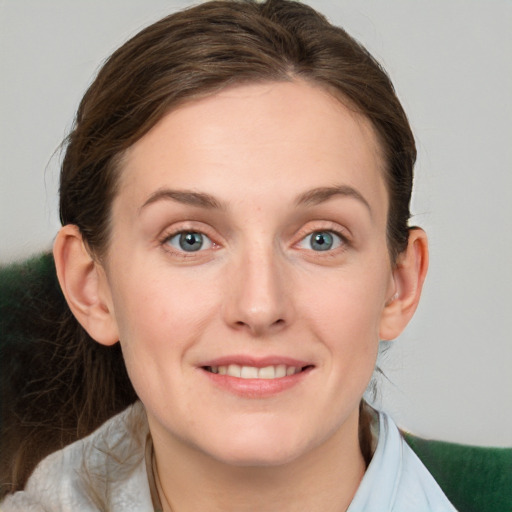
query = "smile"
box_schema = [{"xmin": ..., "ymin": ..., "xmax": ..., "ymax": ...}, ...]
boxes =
[
  {"xmin": 200, "ymin": 357, "xmax": 314, "ymax": 397},
  {"xmin": 205, "ymin": 364, "xmax": 303, "ymax": 379}
]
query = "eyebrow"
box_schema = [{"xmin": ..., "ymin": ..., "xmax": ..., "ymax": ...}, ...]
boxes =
[
  {"xmin": 295, "ymin": 185, "xmax": 372, "ymax": 215},
  {"xmin": 140, "ymin": 188, "xmax": 225, "ymax": 211},
  {"xmin": 140, "ymin": 184, "xmax": 371, "ymax": 215}
]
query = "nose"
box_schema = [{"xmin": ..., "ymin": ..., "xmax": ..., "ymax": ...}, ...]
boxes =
[{"xmin": 223, "ymin": 244, "xmax": 293, "ymax": 336}]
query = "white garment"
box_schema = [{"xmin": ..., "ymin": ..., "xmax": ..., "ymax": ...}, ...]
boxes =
[
  {"xmin": 347, "ymin": 412, "xmax": 458, "ymax": 512},
  {"xmin": 1, "ymin": 402, "xmax": 457, "ymax": 512}
]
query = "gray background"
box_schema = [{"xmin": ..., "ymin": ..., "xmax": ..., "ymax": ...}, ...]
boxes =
[{"xmin": 1, "ymin": 0, "xmax": 511, "ymax": 446}]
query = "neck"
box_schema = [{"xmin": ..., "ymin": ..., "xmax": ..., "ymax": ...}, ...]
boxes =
[{"xmin": 150, "ymin": 411, "xmax": 366, "ymax": 512}]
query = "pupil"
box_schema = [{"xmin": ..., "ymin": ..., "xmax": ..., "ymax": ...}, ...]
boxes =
[
  {"xmin": 180, "ymin": 232, "xmax": 203, "ymax": 251},
  {"xmin": 312, "ymin": 232, "xmax": 333, "ymax": 251}
]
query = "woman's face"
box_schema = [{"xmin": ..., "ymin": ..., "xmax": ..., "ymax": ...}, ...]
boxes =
[{"xmin": 101, "ymin": 80, "xmax": 394, "ymax": 466}]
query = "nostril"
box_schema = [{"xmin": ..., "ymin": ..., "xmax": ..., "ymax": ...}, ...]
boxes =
[{"xmin": 232, "ymin": 317, "xmax": 285, "ymax": 334}]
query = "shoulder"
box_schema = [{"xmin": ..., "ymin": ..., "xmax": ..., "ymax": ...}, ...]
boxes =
[
  {"xmin": 348, "ymin": 410, "xmax": 458, "ymax": 512},
  {"xmin": 1, "ymin": 402, "xmax": 154, "ymax": 512}
]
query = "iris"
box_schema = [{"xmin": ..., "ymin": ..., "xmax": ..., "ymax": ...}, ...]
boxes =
[
  {"xmin": 166, "ymin": 232, "xmax": 206, "ymax": 252},
  {"xmin": 310, "ymin": 231, "xmax": 334, "ymax": 251}
]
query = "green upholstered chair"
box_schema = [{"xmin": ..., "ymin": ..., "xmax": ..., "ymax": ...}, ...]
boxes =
[
  {"xmin": 1, "ymin": 253, "xmax": 511, "ymax": 510},
  {"xmin": 402, "ymin": 433, "xmax": 511, "ymax": 512}
]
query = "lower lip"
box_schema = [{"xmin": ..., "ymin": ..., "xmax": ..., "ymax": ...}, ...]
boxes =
[{"xmin": 200, "ymin": 367, "xmax": 313, "ymax": 398}]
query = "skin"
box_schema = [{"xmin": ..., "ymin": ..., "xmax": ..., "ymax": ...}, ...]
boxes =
[{"xmin": 55, "ymin": 80, "xmax": 428, "ymax": 511}]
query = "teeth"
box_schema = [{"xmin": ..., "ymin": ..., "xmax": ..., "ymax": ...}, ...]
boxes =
[
  {"xmin": 227, "ymin": 364, "xmax": 241, "ymax": 377},
  {"xmin": 241, "ymin": 366, "xmax": 258, "ymax": 379},
  {"xmin": 210, "ymin": 364, "xmax": 302, "ymax": 379},
  {"xmin": 275, "ymin": 364, "xmax": 287, "ymax": 378},
  {"xmin": 258, "ymin": 366, "xmax": 276, "ymax": 379}
]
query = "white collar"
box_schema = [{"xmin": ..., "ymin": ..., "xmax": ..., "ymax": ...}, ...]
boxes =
[
  {"xmin": 2, "ymin": 403, "xmax": 456, "ymax": 512},
  {"xmin": 348, "ymin": 410, "xmax": 457, "ymax": 512}
]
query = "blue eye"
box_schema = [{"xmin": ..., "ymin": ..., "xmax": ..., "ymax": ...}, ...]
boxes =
[
  {"xmin": 299, "ymin": 231, "xmax": 343, "ymax": 251},
  {"xmin": 167, "ymin": 231, "xmax": 212, "ymax": 252}
]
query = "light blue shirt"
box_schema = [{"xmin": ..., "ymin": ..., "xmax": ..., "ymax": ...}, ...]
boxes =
[
  {"xmin": 348, "ymin": 411, "xmax": 457, "ymax": 511},
  {"xmin": 1, "ymin": 403, "xmax": 456, "ymax": 511}
]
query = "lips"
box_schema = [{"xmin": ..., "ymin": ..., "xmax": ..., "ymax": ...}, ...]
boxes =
[{"xmin": 199, "ymin": 356, "xmax": 314, "ymax": 397}]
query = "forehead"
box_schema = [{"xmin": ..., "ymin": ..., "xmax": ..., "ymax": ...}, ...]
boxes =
[{"xmin": 116, "ymin": 80, "xmax": 388, "ymax": 219}]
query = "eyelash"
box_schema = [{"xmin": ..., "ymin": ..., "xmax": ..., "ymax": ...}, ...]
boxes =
[
  {"xmin": 159, "ymin": 227, "xmax": 218, "ymax": 258},
  {"xmin": 159, "ymin": 224, "xmax": 350, "ymax": 258},
  {"xmin": 297, "ymin": 230, "xmax": 346, "ymax": 251},
  {"xmin": 294, "ymin": 224, "xmax": 350, "ymax": 254}
]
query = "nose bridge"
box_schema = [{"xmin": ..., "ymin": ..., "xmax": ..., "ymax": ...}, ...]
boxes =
[{"xmin": 225, "ymin": 237, "xmax": 291, "ymax": 335}]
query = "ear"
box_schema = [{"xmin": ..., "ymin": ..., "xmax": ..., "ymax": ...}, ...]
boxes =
[
  {"xmin": 379, "ymin": 228, "xmax": 429, "ymax": 341},
  {"xmin": 53, "ymin": 224, "xmax": 119, "ymax": 346}
]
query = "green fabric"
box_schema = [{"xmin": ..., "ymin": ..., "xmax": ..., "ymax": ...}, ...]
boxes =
[
  {"xmin": 404, "ymin": 433, "xmax": 512, "ymax": 512},
  {"xmin": 0, "ymin": 251, "xmax": 63, "ymax": 366},
  {"xmin": 0, "ymin": 252, "xmax": 64, "ymax": 434}
]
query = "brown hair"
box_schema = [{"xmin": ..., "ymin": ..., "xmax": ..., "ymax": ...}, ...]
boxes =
[{"xmin": 3, "ymin": 0, "xmax": 415, "ymax": 495}]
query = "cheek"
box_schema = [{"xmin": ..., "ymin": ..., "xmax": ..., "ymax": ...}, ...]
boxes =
[
  {"xmin": 109, "ymin": 271, "xmax": 218, "ymax": 392},
  {"xmin": 306, "ymin": 268, "xmax": 387, "ymax": 335},
  {"xmin": 300, "ymin": 263, "xmax": 389, "ymax": 371},
  {"xmin": 113, "ymin": 262, "xmax": 213, "ymax": 335}
]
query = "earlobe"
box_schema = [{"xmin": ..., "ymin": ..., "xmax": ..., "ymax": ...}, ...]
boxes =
[
  {"xmin": 379, "ymin": 228, "xmax": 429, "ymax": 341},
  {"xmin": 53, "ymin": 225, "xmax": 119, "ymax": 346}
]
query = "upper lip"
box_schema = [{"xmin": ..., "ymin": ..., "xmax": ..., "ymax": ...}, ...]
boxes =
[{"xmin": 199, "ymin": 355, "xmax": 314, "ymax": 369}]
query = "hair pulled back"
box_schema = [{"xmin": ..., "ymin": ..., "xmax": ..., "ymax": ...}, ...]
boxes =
[
  {"xmin": 61, "ymin": 0, "xmax": 415, "ymax": 261},
  {"xmin": 4, "ymin": 0, "xmax": 416, "ymax": 495}
]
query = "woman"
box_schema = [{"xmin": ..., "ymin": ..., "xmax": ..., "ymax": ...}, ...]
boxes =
[{"xmin": 1, "ymin": 0, "xmax": 455, "ymax": 510}]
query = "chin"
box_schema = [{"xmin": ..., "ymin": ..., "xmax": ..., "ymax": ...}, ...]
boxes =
[
  {"xmin": 212, "ymin": 443, "xmax": 306, "ymax": 468},
  {"xmin": 196, "ymin": 422, "xmax": 316, "ymax": 468}
]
